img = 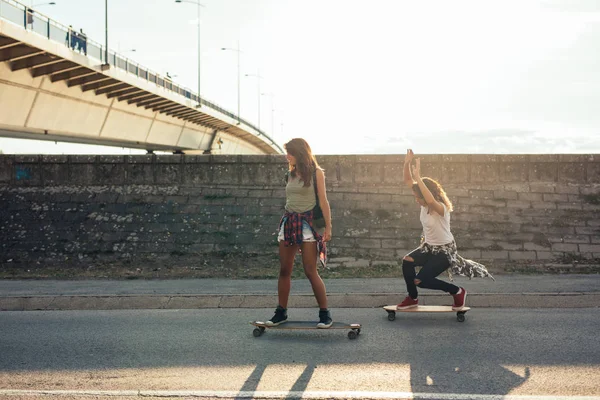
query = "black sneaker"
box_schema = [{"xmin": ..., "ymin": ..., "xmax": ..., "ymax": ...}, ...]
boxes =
[
  {"xmin": 265, "ymin": 305, "xmax": 287, "ymax": 326},
  {"xmin": 317, "ymin": 309, "xmax": 333, "ymax": 328}
]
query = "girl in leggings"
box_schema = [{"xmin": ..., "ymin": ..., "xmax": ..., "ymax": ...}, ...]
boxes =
[{"xmin": 398, "ymin": 149, "xmax": 493, "ymax": 310}]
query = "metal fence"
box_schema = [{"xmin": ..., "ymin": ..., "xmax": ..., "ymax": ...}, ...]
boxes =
[{"xmin": 0, "ymin": 0, "xmax": 281, "ymax": 152}]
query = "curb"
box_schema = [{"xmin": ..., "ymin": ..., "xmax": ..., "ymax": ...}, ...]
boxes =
[{"xmin": 1, "ymin": 292, "xmax": 599, "ymax": 311}]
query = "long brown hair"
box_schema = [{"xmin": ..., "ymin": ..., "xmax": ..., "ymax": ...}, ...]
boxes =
[
  {"xmin": 412, "ymin": 177, "xmax": 453, "ymax": 212},
  {"xmin": 284, "ymin": 138, "xmax": 321, "ymax": 187}
]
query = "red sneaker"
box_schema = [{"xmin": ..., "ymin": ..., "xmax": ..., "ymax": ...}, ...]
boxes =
[
  {"xmin": 452, "ymin": 288, "xmax": 467, "ymax": 310},
  {"xmin": 397, "ymin": 296, "xmax": 418, "ymax": 310}
]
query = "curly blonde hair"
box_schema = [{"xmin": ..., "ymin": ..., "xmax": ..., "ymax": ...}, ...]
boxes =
[{"xmin": 412, "ymin": 177, "xmax": 453, "ymax": 212}]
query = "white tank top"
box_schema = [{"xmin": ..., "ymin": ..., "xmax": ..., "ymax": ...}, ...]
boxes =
[{"xmin": 420, "ymin": 203, "xmax": 454, "ymax": 245}]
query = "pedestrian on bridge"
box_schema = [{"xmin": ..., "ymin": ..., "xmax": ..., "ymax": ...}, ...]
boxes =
[{"xmin": 266, "ymin": 138, "xmax": 333, "ymax": 328}]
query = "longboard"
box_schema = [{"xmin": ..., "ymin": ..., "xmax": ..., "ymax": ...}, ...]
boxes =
[
  {"xmin": 383, "ymin": 305, "xmax": 471, "ymax": 322},
  {"xmin": 250, "ymin": 321, "xmax": 362, "ymax": 339}
]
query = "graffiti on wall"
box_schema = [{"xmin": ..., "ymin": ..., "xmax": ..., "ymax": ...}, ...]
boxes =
[{"xmin": 15, "ymin": 166, "xmax": 31, "ymax": 181}]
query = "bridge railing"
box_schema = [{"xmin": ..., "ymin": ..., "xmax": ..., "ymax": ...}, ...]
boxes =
[{"xmin": 0, "ymin": 0, "xmax": 282, "ymax": 152}]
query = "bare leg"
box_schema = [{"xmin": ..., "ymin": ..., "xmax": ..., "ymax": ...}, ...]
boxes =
[
  {"xmin": 278, "ymin": 241, "xmax": 298, "ymax": 308},
  {"xmin": 300, "ymin": 241, "xmax": 328, "ymax": 308}
]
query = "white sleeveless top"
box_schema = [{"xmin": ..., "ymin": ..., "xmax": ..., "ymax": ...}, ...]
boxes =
[{"xmin": 420, "ymin": 203, "xmax": 454, "ymax": 245}]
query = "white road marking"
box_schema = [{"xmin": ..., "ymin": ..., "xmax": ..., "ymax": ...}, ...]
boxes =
[{"xmin": 1, "ymin": 389, "xmax": 599, "ymax": 399}]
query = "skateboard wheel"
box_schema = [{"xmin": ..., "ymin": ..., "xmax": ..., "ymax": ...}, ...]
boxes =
[
  {"xmin": 387, "ymin": 312, "xmax": 396, "ymax": 321},
  {"xmin": 456, "ymin": 313, "xmax": 465, "ymax": 322},
  {"xmin": 253, "ymin": 328, "xmax": 263, "ymax": 337},
  {"xmin": 348, "ymin": 330, "xmax": 358, "ymax": 340}
]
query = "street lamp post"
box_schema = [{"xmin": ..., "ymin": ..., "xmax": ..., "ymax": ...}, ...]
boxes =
[
  {"xmin": 105, "ymin": 0, "xmax": 108, "ymax": 63},
  {"xmin": 175, "ymin": 0, "xmax": 204, "ymax": 108},
  {"xmin": 101, "ymin": 0, "xmax": 109, "ymax": 70},
  {"xmin": 261, "ymin": 92, "xmax": 275, "ymax": 139},
  {"xmin": 245, "ymin": 69, "xmax": 263, "ymax": 130},
  {"xmin": 221, "ymin": 40, "xmax": 242, "ymax": 125}
]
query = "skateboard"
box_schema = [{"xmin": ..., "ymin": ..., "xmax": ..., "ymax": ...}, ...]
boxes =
[
  {"xmin": 250, "ymin": 321, "xmax": 362, "ymax": 339},
  {"xmin": 383, "ymin": 305, "xmax": 471, "ymax": 322}
]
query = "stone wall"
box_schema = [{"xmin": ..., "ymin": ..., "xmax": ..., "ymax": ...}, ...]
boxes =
[{"xmin": 1, "ymin": 154, "xmax": 599, "ymax": 274}]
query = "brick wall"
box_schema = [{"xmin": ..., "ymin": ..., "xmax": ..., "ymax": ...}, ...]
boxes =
[{"xmin": 1, "ymin": 154, "xmax": 599, "ymax": 273}]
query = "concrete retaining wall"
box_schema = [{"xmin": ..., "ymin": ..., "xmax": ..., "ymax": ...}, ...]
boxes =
[{"xmin": 1, "ymin": 154, "xmax": 599, "ymax": 273}]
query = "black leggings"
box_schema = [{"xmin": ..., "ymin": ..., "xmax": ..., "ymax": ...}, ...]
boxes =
[{"xmin": 402, "ymin": 247, "xmax": 459, "ymax": 299}]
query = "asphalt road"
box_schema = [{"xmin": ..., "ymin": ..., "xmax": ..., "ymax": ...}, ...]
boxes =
[{"xmin": 1, "ymin": 308, "xmax": 599, "ymax": 399}]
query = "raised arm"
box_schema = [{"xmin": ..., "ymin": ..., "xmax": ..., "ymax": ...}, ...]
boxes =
[
  {"xmin": 412, "ymin": 158, "xmax": 445, "ymax": 216},
  {"xmin": 403, "ymin": 149, "xmax": 415, "ymax": 188}
]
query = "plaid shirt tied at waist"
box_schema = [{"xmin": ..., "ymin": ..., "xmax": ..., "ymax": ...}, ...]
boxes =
[
  {"xmin": 419, "ymin": 240, "xmax": 494, "ymax": 281},
  {"xmin": 279, "ymin": 210, "xmax": 327, "ymax": 268}
]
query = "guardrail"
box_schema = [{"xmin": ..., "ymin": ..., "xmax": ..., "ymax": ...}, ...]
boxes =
[{"xmin": 0, "ymin": 0, "xmax": 282, "ymax": 152}]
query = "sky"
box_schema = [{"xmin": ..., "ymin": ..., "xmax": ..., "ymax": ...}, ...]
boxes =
[{"xmin": 1, "ymin": 0, "xmax": 600, "ymax": 155}]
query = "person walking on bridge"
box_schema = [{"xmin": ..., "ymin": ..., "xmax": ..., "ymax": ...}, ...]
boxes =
[
  {"xmin": 398, "ymin": 149, "xmax": 494, "ymax": 311},
  {"xmin": 266, "ymin": 138, "xmax": 333, "ymax": 328}
]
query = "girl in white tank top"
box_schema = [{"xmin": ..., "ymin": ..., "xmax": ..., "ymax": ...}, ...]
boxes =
[{"xmin": 396, "ymin": 150, "xmax": 494, "ymax": 311}]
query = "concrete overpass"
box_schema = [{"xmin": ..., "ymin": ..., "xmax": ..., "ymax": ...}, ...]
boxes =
[{"xmin": 0, "ymin": 0, "xmax": 282, "ymax": 154}]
